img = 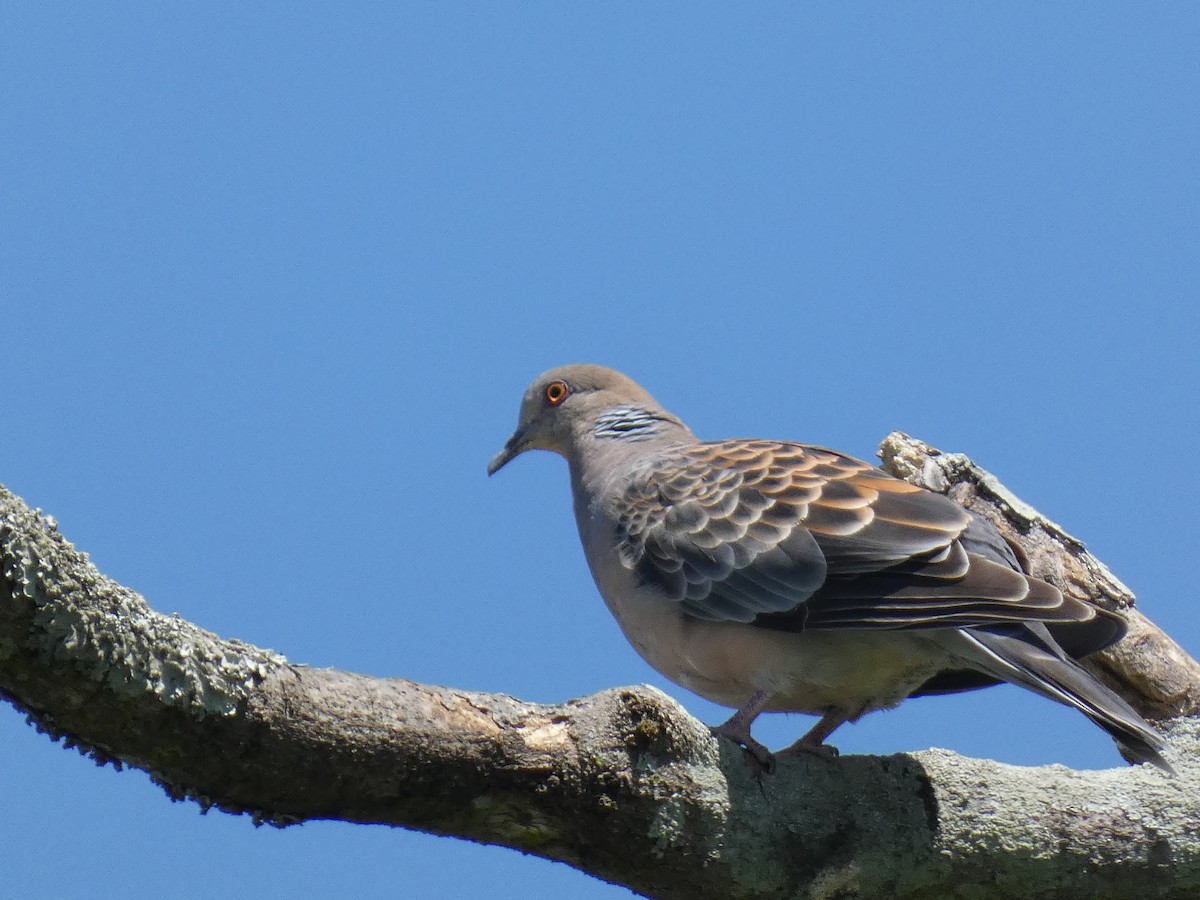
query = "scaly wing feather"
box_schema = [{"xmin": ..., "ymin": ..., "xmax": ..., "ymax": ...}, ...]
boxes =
[{"xmin": 615, "ymin": 440, "xmax": 1101, "ymax": 631}]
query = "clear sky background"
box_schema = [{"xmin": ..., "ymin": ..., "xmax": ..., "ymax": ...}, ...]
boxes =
[{"xmin": 3, "ymin": 5, "xmax": 1198, "ymax": 899}]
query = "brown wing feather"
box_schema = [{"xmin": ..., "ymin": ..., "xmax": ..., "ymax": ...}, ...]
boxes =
[{"xmin": 616, "ymin": 439, "xmax": 1096, "ymax": 630}]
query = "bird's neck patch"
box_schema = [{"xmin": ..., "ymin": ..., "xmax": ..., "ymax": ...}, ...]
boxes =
[{"xmin": 592, "ymin": 406, "xmax": 671, "ymax": 441}]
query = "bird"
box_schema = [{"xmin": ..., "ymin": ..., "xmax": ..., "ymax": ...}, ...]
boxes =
[{"xmin": 487, "ymin": 364, "xmax": 1170, "ymax": 772}]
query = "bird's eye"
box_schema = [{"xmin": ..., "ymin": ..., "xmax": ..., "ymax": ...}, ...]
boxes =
[{"xmin": 544, "ymin": 380, "xmax": 569, "ymax": 406}]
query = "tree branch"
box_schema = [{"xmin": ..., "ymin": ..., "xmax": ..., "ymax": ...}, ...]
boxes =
[{"xmin": 3, "ymin": 435, "xmax": 1199, "ymax": 899}]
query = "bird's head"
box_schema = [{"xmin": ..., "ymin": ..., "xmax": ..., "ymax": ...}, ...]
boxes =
[{"xmin": 487, "ymin": 364, "xmax": 673, "ymax": 475}]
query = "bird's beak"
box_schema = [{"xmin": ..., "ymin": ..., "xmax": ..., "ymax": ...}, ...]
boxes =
[{"xmin": 487, "ymin": 427, "xmax": 527, "ymax": 476}]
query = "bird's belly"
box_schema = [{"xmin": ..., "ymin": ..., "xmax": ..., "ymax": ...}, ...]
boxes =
[{"xmin": 604, "ymin": 586, "xmax": 956, "ymax": 715}]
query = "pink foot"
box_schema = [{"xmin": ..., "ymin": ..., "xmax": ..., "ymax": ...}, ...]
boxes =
[
  {"xmin": 711, "ymin": 689, "xmax": 776, "ymax": 773},
  {"xmin": 778, "ymin": 710, "xmax": 847, "ymax": 762},
  {"xmin": 778, "ymin": 738, "xmax": 840, "ymax": 762},
  {"xmin": 711, "ymin": 721, "xmax": 776, "ymax": 774}
]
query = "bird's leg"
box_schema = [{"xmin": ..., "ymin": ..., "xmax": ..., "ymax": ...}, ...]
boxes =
[
  {"xmin": 778, "ymin": 710, "xmax": 847, "ymax": 761},
  {"xmin": 711, "ymin": 689, "xmax": 775, "ymax": 772}
]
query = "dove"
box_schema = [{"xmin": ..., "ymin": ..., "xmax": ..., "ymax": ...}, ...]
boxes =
[{"xmin": 488, "ymin": 364, "xmax": 1170, "ymax": 771}]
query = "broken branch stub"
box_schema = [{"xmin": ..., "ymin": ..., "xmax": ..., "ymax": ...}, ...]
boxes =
[{"xmin": 877, "ymin": 431, "xmax": 1200, "ymax": 720}]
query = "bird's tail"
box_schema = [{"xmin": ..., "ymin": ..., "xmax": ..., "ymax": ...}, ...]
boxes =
[{"xmin": 954, "ymin": 624, "xmax": 1173, "ymax": 773}]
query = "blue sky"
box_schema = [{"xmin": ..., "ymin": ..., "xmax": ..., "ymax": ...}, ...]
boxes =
[{"xmin": 3, "ymin": 5, "xmax": 1198, "ymax": 898}]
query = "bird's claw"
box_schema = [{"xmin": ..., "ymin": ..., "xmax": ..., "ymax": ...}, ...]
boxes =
[
  {"xmin": 779, "ymin": 738, "xmax": 840, "ymax": 762},
  {"xmin": 710, "ymin": 723, "xmax": 777, "ymax": 774}
]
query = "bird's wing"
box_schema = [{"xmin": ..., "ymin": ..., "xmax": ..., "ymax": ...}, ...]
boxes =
[{"xmin": 615, "ymin": 440, "xmax": 1099, "ymax": 630}]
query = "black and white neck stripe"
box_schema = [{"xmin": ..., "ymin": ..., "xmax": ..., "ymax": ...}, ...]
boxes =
[{"xmin": 592, "ymin": 406, "xmax": 673, "ymax": 442}]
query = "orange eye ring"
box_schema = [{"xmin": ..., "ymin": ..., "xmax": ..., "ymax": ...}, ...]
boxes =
[{"xmin": 544, "ymin": 380, "xmax": 569, "ymax": 406}]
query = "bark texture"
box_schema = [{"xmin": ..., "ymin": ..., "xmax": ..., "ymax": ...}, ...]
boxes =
[{"xmin": 3, "ymin": 434, "xmax": 1199, "ymax": 899}]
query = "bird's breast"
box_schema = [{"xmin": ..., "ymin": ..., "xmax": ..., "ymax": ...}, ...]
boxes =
[{"xmin": 580, "ymin": 528, "xmax": 954, "ymax": 715}]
